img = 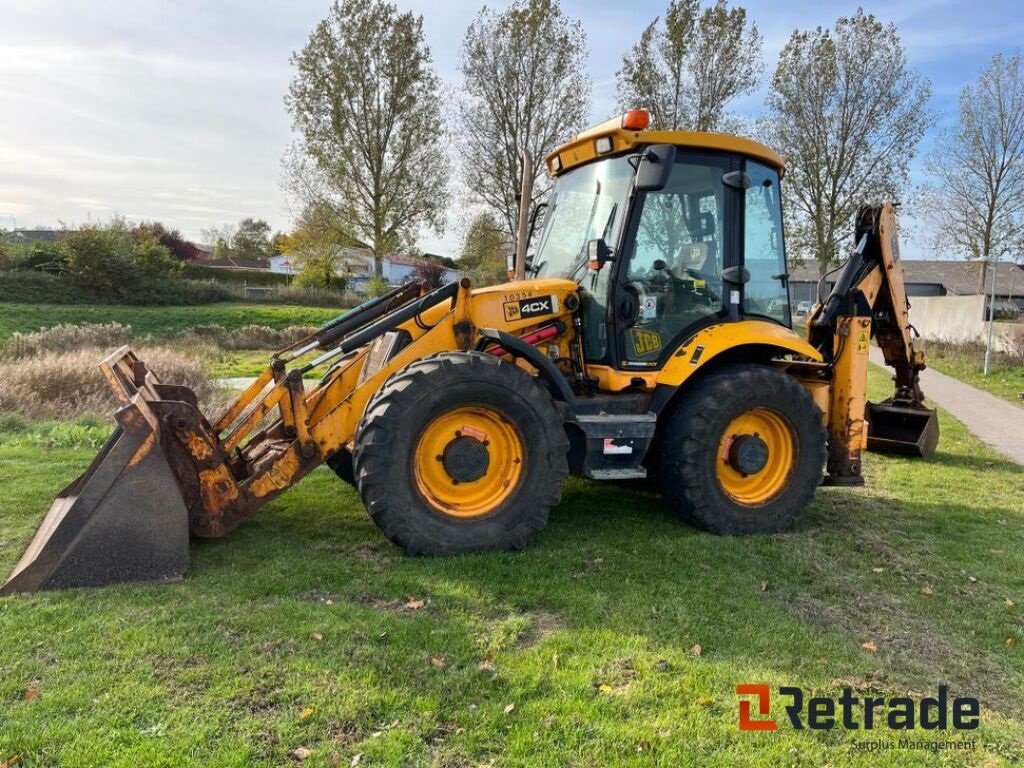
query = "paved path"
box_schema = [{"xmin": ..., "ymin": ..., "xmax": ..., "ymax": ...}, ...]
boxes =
[{"xmin": 869, "ymin": 347, "xmax": 1024, "ymax": 465}]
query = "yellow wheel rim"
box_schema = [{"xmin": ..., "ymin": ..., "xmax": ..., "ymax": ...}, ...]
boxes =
[
  {"xmin": 715, "ymin": 408, "xmax": 796, "ymax": 506},
  {"xmin": 413, "ymin": 406, "xmax": 524, "ymax": 519}
]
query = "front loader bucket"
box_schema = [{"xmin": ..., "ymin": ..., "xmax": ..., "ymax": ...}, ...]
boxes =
[
  {"xmin": 1, "ymin": 350, "xmax": 191, "ymax": 596},
  {"xmin": 866, "ymin": 401, "xmax": 939, "ymax": 458}
]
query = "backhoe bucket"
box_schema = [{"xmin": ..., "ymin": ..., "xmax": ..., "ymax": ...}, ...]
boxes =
[
  {"xmin": 866, "ymin": 401, "xmax": 939, "ymax": 458},
  {"xmin": 0, "ymin": 350, "xmax": 191, "ymax": 596}
]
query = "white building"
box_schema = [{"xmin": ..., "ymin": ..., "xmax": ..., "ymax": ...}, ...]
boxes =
[{"xmin": 269, "ymin": 248, "xmax": 459, "ymax": 291}]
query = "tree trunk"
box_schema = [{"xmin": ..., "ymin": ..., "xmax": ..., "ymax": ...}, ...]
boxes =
[{"xmin": 977, "ymin": 259, "xmax": 987, "ymax": 294}]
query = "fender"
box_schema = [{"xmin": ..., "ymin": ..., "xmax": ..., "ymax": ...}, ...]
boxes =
[{"xmin": 656, "ymin": 320, "xmax": 822, "ymax": 389}]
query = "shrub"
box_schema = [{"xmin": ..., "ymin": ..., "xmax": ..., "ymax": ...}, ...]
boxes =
[
  {"xmin": 181, "ymin": 263, "xmax": 291, "ymax": 286},
  {"xmin": 365, "ymin": 275, "xmax": 390, "ymax": 298},
  {"xmin": 132, "ymin": 236, "xmax": 181, "ymax": 277},
  {"xmin": 173, "ymin": 324, "xmax": 318, "ymax": 350},
  {"xmin": 0, "ymin": 345, "xmax": 225, "ymax": 420},
  {"xmin": 8, "ymin": 240, "xmax": 68, "ymax": 274},
  {"xmin": 60, "ymin": 226, "xmax": 143, "ymax": 296},
  {"xmin": 2, "ymin": 322, "xmax": 133, "ymax": 357}
]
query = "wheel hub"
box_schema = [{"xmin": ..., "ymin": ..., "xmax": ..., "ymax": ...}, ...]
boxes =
[
  {"xmin": 441, "ymin": 435, "xmax": 490, "ymax": 483},
  {"xmin": 727, "ymin": 434, "xmax": 769, "ymax": 476}
]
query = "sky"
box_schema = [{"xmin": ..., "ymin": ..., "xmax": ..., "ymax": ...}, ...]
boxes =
[{"xmin": 1, "ymin": 0, "xmax": 1022, "ymax": 259}]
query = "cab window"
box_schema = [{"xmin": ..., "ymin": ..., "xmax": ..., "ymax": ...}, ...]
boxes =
[
  {"xmin": 743, "ymin": 162, "xmax": 790, "ymax": 325},
  {"xmin": 619, "ymin": 155, "xmax": 728, "ymax": 365}
]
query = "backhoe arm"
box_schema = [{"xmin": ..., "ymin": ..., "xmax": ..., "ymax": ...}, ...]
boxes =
[{"xmin": 808, "ymin": 202, "xmax": 939, "ymax": 484}]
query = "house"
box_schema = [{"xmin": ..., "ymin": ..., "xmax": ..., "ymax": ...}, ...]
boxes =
[
  {"xmin": 788, "ymin": 259, "xmax": 1024, "ymax": 309},
  {"xmin": 1, "ymin": 228, "xmax": 62, "ymax": 244},
  {"xmin": 270, "ymin": 248, "xmax": 460, "ymax": 291}
]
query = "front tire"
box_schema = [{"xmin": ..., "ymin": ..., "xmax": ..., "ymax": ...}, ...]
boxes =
[
  {"xmin": 353, "ymin": 352, "xmax": 569, "ymax": 555},
  {"xmin": 658, "ymin": 364, "xmax": 826, "ymax": 535}
]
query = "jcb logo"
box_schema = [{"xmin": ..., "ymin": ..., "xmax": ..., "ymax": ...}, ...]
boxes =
[
  {"xmin": 737, "ymin": 684, "xmax": 778, "ymax": 731},
  {"xmin": 629, "ymin": 328, "xmax": 662, "ymax": 355}
]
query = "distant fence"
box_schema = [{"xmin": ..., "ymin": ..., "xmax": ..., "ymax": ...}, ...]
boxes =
[{"xmin": 909, "ymin": 295, "xmax": 1023, "ymax": 353}]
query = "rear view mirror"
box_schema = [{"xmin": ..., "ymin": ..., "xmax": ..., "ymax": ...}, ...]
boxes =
[
  {"xmin": 635, "ymin": 144, "xmax": 676, "ymax": 192},
  {"xmin": 586, "ymin": 239, "xmax": 613, "ymax": 270}
]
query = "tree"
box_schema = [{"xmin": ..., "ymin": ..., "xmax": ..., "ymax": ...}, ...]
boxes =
[
  {"xmin": 459, "ymin": 211, "xmax": 510, "ymax": 286},
  {"xmin": 286, "ymin": 0, "xmax": 449, "ymax": 278},
  {"xmin": 920, "ymin": 53, "xmax": 1024, "ymax": 291},
  {"xmin": 764, "ymin": 9, "xmax": 932, "ymax": 275},
  {"xmin": 233, "ymin": 218, "xmax": 272, "ymax": 260},
  {"xmin": 133, "ymin": 222, "xmax": 203, "ymax": 261},
  {"xmin": 458, "ymin": 0, "xmax": 590, "ymax": 239},
  {"xmin": 411, "ymin": 260, "xmax": 447, "ymax": 289},
  {"xmin": 616, "ymin": 0, "xmax": 762, "ymax": 132},
  {"xmin": 285, "ymin": 203, "xmax": 357, "ymax": 289}
]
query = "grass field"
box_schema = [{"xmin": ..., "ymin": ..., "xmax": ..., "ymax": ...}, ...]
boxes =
[
  {"xmin": 1, "ymin": 371, "xmax": 1022, "ymax": 767},
  {"xmin": 0, "ymin": 303, "xmax": 343, "ymax": 341},
  {"xmin": 925, "ymin": 355, "xmax": 1024, "ymax": 405}
]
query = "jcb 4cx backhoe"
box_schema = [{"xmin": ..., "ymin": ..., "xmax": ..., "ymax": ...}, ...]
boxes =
[{"xmin": 2, "ymin": 110, "xmax": 939, "ymax": 595}]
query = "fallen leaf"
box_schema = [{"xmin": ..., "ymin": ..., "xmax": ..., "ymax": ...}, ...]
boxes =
[
  {"xmin": 1007, "ymin": 637, "xmax": 1017, "ymax": 647},
  {"xmin": 299, "ymin": 707, "xmax": 315, "ymax": 720},
  {"xmin": 921, "ymin": 586, "xmax": 934, "ymax": 596},
  {"xmin": 551, "ymin": 652, "xmax": 559, "ymax": 669},
  {"xmin": 1005, "ymin": 598, "xmax": 1015, "ymax": 607},
  {"xmin": 698, "ymin": 696, "xmax": 714, "ymax": 707},
  {"xmin": 325, "ymin": 599, "xmax": 334, "ymax": 606},
  {"xmin": 22, "ymin": 687, "xmax": 39, "ymax": 702},
  {"xmin": 698, "ymin": 562, "xmax": 710, "ymax": 571},
  {"xmin": 292, "ymin": 746, "xmax": 311, "ymax": 761},
  {"xmin": 862, "ymin": 641, "xmax": 878, "ymax": 653},
  {"xmin": 989, "ymin": 548, "xmax": 1005, "ymax": 555},
  {"xmin": 690, "ymin": 644, "xmax": 703, "ymax": 657},
  {"xmin": 1, "ymin": 755, "xmax": 22, "ymax": 768},
  {"xmin": 760, "ymin": 580, "xmax": 768, "ymax": 592},
  {"xmin": 431, "ymin": 655, "xmax": 448, "ymax": 669},
  {"xmin": 503, "ymin": 702, "xmax": 516, "ymax": 715},
  {"xmin": 477, "ymin": 660, "xmax": 496, "ymax": 673},
  {"xmin": 404, "ymin": 596, "xmax": 425, "ymax": 610},
  {"xmin": 591, "ymin": 557, "xmax": 604, "ymax": 565},
  {"xmin": 310, "ymin": 632, "xmax": 323, "ymax": 642},
  {"xmin": 351, "ymin": 754, "xmax": 362, "ymax": 767},
  {"xmin": 871, "ymin": 567, "xmax": 885, "ymax": 574},
  {"xmin": 598, "ymin": 683, "xmax": 613, "ymax": 693},
  {"xmin": 816, "ymin": 658, "xmax": 828, "ymax": 665},
  {"xmin": 968, "ymin": 576, "xmax": 978, "ymax": 583}
]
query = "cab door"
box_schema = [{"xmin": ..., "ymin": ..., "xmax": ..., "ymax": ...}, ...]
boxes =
[{"xmin": 611, "ymin": 153, "xmax": 735, "ymax": 368}]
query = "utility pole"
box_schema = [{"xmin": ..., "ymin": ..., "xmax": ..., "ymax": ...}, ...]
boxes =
[{"xmin": 984, "ymin": 254, "xmax": 999, "ymax": 375}]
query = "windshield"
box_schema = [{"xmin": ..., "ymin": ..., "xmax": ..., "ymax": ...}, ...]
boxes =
[{"xmin": 530, "ymin": 155, "xmax": 634, "ymax": 279}]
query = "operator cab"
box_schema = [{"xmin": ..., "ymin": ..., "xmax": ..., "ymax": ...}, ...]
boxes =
[{"xmin": 530, "ymin": 110, "xmax": 791, "ymax": 371}]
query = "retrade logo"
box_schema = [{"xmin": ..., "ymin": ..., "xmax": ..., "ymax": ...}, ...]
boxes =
[
  {"xmin": 736, "ymin": 684, "xmax": 980, "ymax": 732},
  {"xmin": 737, "ymin": 684, "xmax": 778, "ymax": 731}
]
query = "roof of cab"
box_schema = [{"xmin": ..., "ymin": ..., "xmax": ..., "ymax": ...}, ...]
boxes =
[{"xmin": 545, "ymin": 115, "xmax": 785, "ymax": 178}]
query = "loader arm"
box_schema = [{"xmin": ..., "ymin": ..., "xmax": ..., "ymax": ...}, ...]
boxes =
[
  {"xmin": 1, "ymin": 277, "xmax": 582, "ymax": 594},
  {"xmin": 808, "ymin": 202, "xmax": 939, "ymax": 484}
]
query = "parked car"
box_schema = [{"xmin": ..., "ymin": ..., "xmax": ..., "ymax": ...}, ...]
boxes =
[{"xmin": 795, "ymin": 300, "xmax": 813, "ymax": 315}]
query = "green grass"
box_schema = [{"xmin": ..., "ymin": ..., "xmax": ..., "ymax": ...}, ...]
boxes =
[
  {"xmin": 0, "ymin": 302, "xmax": 343, "ymax": 341},
  {"xmin": 0, "ymin": 370, "xmax": 1022, "ymax": 766},
  {"xmin": 926, "ymin": 354, "xmax": 1024, "ymax": 405}
]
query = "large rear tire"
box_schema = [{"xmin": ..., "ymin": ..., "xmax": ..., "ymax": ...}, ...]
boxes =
[
  {"xmin": 353, "ymin": 351, "xmax": 569, "ymax": 555},
  {"xmin": 658, "ymin": 364, "xmax": 826, "ymax": 535}
]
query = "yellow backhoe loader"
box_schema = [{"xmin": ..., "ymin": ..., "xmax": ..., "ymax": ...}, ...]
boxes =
[{"xmin": 1, "ymin": 109, "xmax": 939, "ymax": 595}]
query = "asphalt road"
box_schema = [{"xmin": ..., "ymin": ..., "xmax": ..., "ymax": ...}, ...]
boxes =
[{"xmin": 869, "ymin": 346, "xmax": 1024, "ymax": 466}]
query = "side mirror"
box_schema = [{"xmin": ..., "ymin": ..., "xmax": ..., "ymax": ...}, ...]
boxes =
[
  {"xmin": 635, "ymin": 144, "xmax": 677, "ymax": 192},
  {"xmin": 586, "ymin": 239, "xmax": 613, "ymax": 271}
]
